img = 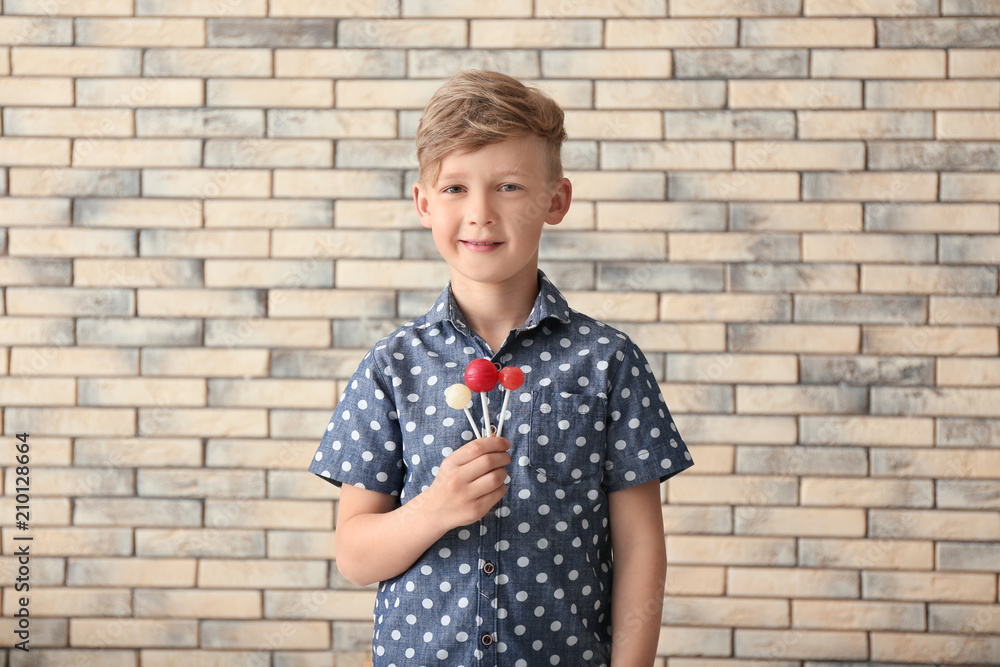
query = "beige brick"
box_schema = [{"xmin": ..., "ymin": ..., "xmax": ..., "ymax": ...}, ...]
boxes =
[
  {"xmin": 605, "ymin": 18, "xmax": 735, "ymax": 47},
  {"xmin": 667, "ymin": 353, "xmax": 796, "ymax": 384},
  {"xmin": 5, "ymin": 407, "xmax": 135, "ymax": 438},
  {"xmin": 200, "ymin": 559, "xmax": 327, "ymax": 589},
  {"xmin": 596, "ymin": 203, "xmax": 725, "ymax": 232},
  {"xmin": 339, "ymin": 18, "xmax": 465, "ymax": 47},
  {"xmin": 78, "ymin": 378, "xmax": 205, "ymax": 408},
  {"xmin": 205, "ymin": 200, "xmax": 332, "ymax": 228},
  {"xmin": 676, "ymin": 232, "xmax": 800, "ymax": 262},
  {"xmin": 275, "ymin": 49, "xmax": 403, "ymax": 79},
  {"xmin": 0, "ymin": 556, "xmax": 65, "ymax": 587},
  {"xmin": 797, "ymin": 599, "xmax": 925, "ymax": 631},
  {"xmin": 601, "ymin": 142, "xmax": 730, "ymax": 171},
  {"xmin": 74, "ymin": 259, "xmax": 202, "ymax": 289},
  {"xmin": 950, "ymin": 48, "xmax": 1000, "ymax": 77},
  {"xmin": 871, "ymin": 632, "xmax": 1000, "ymax": 664},
  {"xmin": 73, "ymin": 139, "xmax": 203, "ymax": 169},
  {"xmin": 71, "ymin": 619, "xmax": 197, "ymax": 648},
  {"xmin": 135, "ymin": 589, "xmax": 261, "ymax": 618},
  {"xmin": 141, "ymin": 651, "xmax": 271, "ymax": 667},
  {"xmin": 144, "ymin": 48, "xmax": 271, "ymax": 77},
  {"xmin": 205, "ymin": 319, "xmax": 331, "ymax": 348},
  {"xmin": 802, "ymin": 416, "xmax": 934, "ymax": 447},
  {"xmin": 203, "ymin": 499, "xmax": 331, "ymax": 529},
  {"xmin": 0, "ymin": 198, "xmax": 70, "ymax": 226},
  {"xmin": 269, "ymin": 109, "xmax": 396, "ymax": 139},
  {"xmin": 137, "ymin": 468, "xmax": 264, "ymax": 498},
  {"xmin": 734, "ymin": 203, "xmax": 862, "ymax": 233},
  {"xmin": 802, "ymin": 232, "xmax": 935, "ymax": 263},
  {"xmin": 207, "ymin": 79, "xmax": 333, "ymax": 108},
  {"xmin": 738, "ymin": 445, "xmax": 864, "ymax": 477},
  {"xmin": 269, "ymin": 410, "xmax": 332, "ymax": 440},
  {"xmin": 11, "ymin": 345, "xmax": 138, "ymax": 375},
  {"xmin": 735, "ymin": 629, "xmax": 868, "ymax": 660},
  {"xmin": 801, "ymin": 538, "xmax": 933, "ymax": 570},
  {"xmin": 648, "ymin": 413, "xmax": 777, "ymax": 443},
  {"xmin": 804, "ymin": 172, "xmax": 938, "ymax": 201},
  {"xmin": 939, "ymin": 358, "xmax": 1000, "ymax": 387},
  {"xmin": 208, "ymin": 18, "xmax": 334, "ymax": 47},
  {"xmin": 873, "ymin": 509, "xmax": 1000, "ymax": 542},
  {"xmin": 664, "ymin": 596, "xmax": 789, "ymax": 628},
  {"xmin": 933, "ymin": 296, "xmax": 1000, "ymax": 327},
  {"xmin": 403, "ymin": 0, "xmax": 532, "ymax": 16},
  {"xmin": 268, "ymin": 469, "xmax": 340, "ymax": 500},
  {"xmin": 657, "ymin": 627, "xmax": 732, "ymax": 657},
  {"xmin": 732, "ymin": 263, "xmax": 858, "ymax": 293},
  {"xmin": 747, "ymin": 17, "xmax": 874, "ymax": 46},
  {"xmin": 0, "ymin": 618, "xmax": 65, "ymax": 647},
  {"xmin": 941, "ymin": 172, "xmax": 1000, "ymax": 202},
  {"xmin": 736, "ymin": 141, "xmax": 865, "ymax": 171},
  {"xmin": 672, "ymin": 0, "xmax": 802, "ymax": 15},
  {"xmin": 667, "ymin": 111, "xmax": 795, "ymax": 139},
  {"xmin": 677, "ymin": 48, "xmax": 807, "ymax": 79},
  {"xmin": 11, "ymin": 46, "xmax": 140, "ymax": 75},
  {"xmin": 270, "ymin": 0, "xmax": 397, "ymax": 16},
  {"xmin": 806, "ymin": 0, "xmax": 938, "ymax": 14},
  {"xmin": 813, "ymin": 48, "xmax": 945, "ymax": 78},
  {"xmin": 268, "ymin": 530, "xmax": 337, "ymax": 559},
  {"xmin": 738, "ymin": 385, "xmax": 868, "ymax": 415},
  {"xmin": 0, "ymin": 496, "xmax": 69, "ymax": 526},
  {"xmin": 865, "ymin": 327, "xmax": 998, "ymax": 357},
  {"xmin": 800, "ymin": 354, "xmax": 931, "ymax": 386},
  {"xmin": 265, "ymin": 590, "xmax": 372, "ymax": 622},
  {"xmin": 75, "ymin": 437, "xmax": 202, "ymax": 467},
  {"xmin": 668, "ymin": 475, "xmax": 798, "ymax": 505},
  {"xmin": 67, "ymin": 557, "xmax": 193, "ymax": 587},
  {"xmin": 204, "ymin": 440, "xmax": 315, "ymax": 470},
  {"xmin": 0, "ymin": 138, "xmax": 69, "ymax": 167},
  {"xmin": 268, "ymin": 288, "xmax": 395, "ymax": 319},
  {"xmin": 543, "ymin": 49, "xmax": 671, "ymax": 79},
  {"xmin": 6, "ymin": 0, "xmax": 134, "ymax": 13},
  {"xmin": 332, "ymin": 259, "xmax": 446, "ymax": 290},
  {"xmin": 729, "ymin": 79, "xmax": 861, "ymax": 109},
  {"xmin": 662, "ymin": 505, "xmax": 732, "ymax": 534},
  {"xmin": 0, "ymin": 257, "xmax": 72, "ymax": 286},
  {"xmin": 0, "ymin": 378, "xmax": 75, "ymax": 407},
  {"xmin": 728, "ymin": 567, "xmax": 859, "ymax": 598},
  {"xmin": 10, "ymin": 167, "xmax": 139, "ymax": 197},
  {"xmin": 141, "ymin": 348, "xmax": 269, "ymax": 377},
  {"xmin": 538, "ymin": 0, "xmax": 665, "ymax": 15},
  {"xmin": 0, "ymin": 318, "xmax": 70, "ymax": 349},
  {"xmin": 273, "ymin": 169, "xmax": 400, "ymax": 198},
  {"xmin": 595, "ymin": 80, "xmax": 726, "ymax": 110},
  {"xmin": 10, "ymin": 227, "xmax": 137, "ymax": 258},
  {"xmin": 562, "ymin": 290, "xmax": 658, "ymax": 322},
  {"xmin": 470, "ymin": 19, "xmax": 602, "ymax": 48},
  {"xmin": 619, "ymin": 323, "xmax": 727, "ymax": 353},
  {"xmin": 942, "ymin": 234, "xmax": 1000, "ymax": 265},
  {"xmin": 861, "ymin": 572, "xmax": 996, "ymax": 602},
  {"xmin": 560, "ymin": 171, "xmax": 663, "ymax": 202},
  {"xmin": 143, "ymin": 168, "xmax": 271, "ymax": 199},
  {"xmin": 204, "ymin": 259, "xmax": 331, "ymax": 289},
  {"xmin": 863, "ymin": 265, "xmax": 996, "ymax": 295},
  {"xmin": 76, "ymin": 18, "xmax": 205, "ymax": 47},
  {"xmin": 4, "ymin": 526, "xmax": 131, "ymax": 556},
  {"xmin": 736, "ymin": 507, "xmax": 866, "ymax": 537},
  {"xmin": 73, "ymin": 199, "xmax": 196, "ymax": 229},
  {"xmin": 138, "ymin": 408, "xmax": 268, "ymax": 437},
  {"xmin": 76, "ymin": 79, "xmax": 203, "ymax": 111},
  {"xmin": 137, "ymin": 0, "xmax": 268, "ymax": 15},
  {"xmin": 74, "ymin": 498, "xmax": 201, "ymax": 527},
  {"xmin": 140, "ymin": 229, "xmax": 269, "ymax": 257},
  {"xmin": 0, "ymin": 16, "xmax": 73, "ymax": 45},
  {"xmin": 202, "ymin": 620, "xmax": 330, "ymax": 650},
  {"xmin": 930, "ymin": 603, "xmax": 1000, "ymax": 635},
  {"xmin": 0, "ymin": 46, "xmax": 8, "ymax": 74},
  {"xmin": 729, "ymin": 323, "xmax": 859, "ymax": 356},
  {"xmin": 3, "ymin": 587, "xmax": 130, "ymax": 617},
  {"xmin": 5, "ymin": 464, "xmax": 133, "ymax": 498},
  {"xmin": 669, "ymin": 172, "xmax": 800, "ymax": 201},
  {"xmin": 564, "ymin": 112, "xmax": 661, "ymax": 142},
  {"xmin": 668, "ymin": 535, "xmax": 796, "ymax": 566},
  {"xmin": 802, "ymin": 477, "xmax": 933, "ymax": 507},
  {"xmin": 0, "ymin": 76, "xmax": 73, "ymax": 107},
  {"xmin": 938, "ymin": 418, "xmax": 1000, "ymax": 448},
  {"xmin": 879, "ymin": 17, "xmax": 1000, "ymax": 48},
  {"xmin": 662, "ymin": 293, "xmax": 789, "ymax": 324},
  {"xmin": 939, "ymin": 543, "xmax": 1000, "ymax": 572},
  {"xmin": 136, "ymin": 528, "xmax": 264, "ymax": 557},
  {"xmin": 204, "ymin": 139, "xmax": 332, "ymax": 169},
  {"xmin": 665, "ymin": 566, "xmax": 726, "ymax": 596},
  {"xmin": 799, "ymin": 110, "xmax": 933, "ymax": 139}
]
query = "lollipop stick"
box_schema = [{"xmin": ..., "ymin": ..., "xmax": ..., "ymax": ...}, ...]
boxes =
[
  {"xmin": 495, "ymin": 389, "xmax": 512, "ymax": 438},
  {"xmin": 480, "ymin": 393, "xmax": 492, "ymax": 435},
  {"xmin": 463, "ymin": 407, "xmax": 482, "ymax": 439}
]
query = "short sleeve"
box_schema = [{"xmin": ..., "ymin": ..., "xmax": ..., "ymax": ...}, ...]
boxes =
[
  {"xmin": 308, "ymin": 349, "xmax": 405, "ymax": 496},
  {"xmin": 602, "ymin": 337, "xmax": 694, "ymax": 492}
]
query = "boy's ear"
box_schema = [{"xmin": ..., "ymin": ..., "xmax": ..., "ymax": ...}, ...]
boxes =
[
  {"xmin": 413, "ymin": 181, "xmax": 432, "ymax": 229},
  {"xmin": 544, "ymin": 177, "xmax": 573, "ymax": 227}
]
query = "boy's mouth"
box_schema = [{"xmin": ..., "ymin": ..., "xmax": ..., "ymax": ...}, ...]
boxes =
[{"xmin": 461, "ymin": 240, "xmax": 503, "ymax": 248}]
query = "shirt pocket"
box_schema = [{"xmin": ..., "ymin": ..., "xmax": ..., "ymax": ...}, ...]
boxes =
[{"xmin": 528, "ymin": 388, "xmax": 607, "ymax": 486}]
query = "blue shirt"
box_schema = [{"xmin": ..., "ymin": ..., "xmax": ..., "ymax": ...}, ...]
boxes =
[{"xmin": 309, "ymin": 270, "xmax": 694, "ymax": 667}]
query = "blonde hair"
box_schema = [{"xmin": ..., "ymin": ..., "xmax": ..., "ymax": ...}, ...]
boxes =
[{"xmin": 416, "ymin": 70, "xmax": 567, "ymax": 187}]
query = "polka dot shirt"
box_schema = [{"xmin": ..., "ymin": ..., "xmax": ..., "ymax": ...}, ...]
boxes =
[{"xmin": 309, "ymin": 271, "xmax": 694, "ymax": 667}]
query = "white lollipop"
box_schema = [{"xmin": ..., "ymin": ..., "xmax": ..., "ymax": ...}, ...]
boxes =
[{"xmin": 445, "ymin": 383, "xmax": 481, "ymax": 439}]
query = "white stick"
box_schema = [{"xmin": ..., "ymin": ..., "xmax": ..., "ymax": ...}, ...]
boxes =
[
  {"xmin": 480, "ymin": 392, "xmax": 492, "ymax": 435},
  {"xmin": 495, "ymin": 389, "xmax": 512, "ymax": 438},
  {"xmin": 463, "ymin": 407, "xmax": 482, "ymax": 439}
]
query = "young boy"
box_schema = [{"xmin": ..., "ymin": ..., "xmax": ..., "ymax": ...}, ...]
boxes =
[{"xmin": 309, "ymin": 70, "xmax": 694, "ymax": 667}]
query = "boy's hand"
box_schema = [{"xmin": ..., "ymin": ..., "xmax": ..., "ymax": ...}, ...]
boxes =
[{"xmin": 422, "ymin": 436, "xmax": 511, "ymax": 532}]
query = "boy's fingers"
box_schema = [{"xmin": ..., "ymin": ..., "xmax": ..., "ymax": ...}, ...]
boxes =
[{"xmin": 449, "ymin": 436, "xmax": 510, "ymax": 466}]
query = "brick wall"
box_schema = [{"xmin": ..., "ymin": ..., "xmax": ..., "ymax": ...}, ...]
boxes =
[{"xmin": 1, "ymin": 0, "xmax": 999, "ymax": 665}]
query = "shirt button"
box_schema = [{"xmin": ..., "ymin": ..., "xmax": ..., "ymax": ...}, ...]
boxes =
[
  {"xmin": 481, "ymin": 634, "xmax": 493, "ymax": 646},
  {"xmin": 483, "ymin": 561, "xmax": 495, "ymax": 575}
]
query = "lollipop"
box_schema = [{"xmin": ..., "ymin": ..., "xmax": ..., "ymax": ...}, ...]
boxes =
[
  {"xmin": 494, "ymin": 366, "xmax": 525, "ymax": 438},
  {"xmin": 464, "ymin": 358, "xmax": 499, "ymax": 435},
  {"xmin": 445, "ymin": 383, "xmax": 481, "ymax": 439}
]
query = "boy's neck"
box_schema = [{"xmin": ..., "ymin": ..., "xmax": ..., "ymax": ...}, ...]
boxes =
[{"xmin": 450, "ymin": 269, "xmax": 540, "ymax": 354}]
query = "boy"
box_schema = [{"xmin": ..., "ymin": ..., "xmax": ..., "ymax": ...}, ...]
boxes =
[{"xmin": 309, "ymin": 70, "xmax": 694, "ymax": 666}]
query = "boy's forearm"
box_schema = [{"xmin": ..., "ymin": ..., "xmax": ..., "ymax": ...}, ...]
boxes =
[
  {"xmin": 609, "ymin": 544, "xmax": 666, "ymax": 667},
  {"xmin": 337, "ymin": 492, "xmax": 450, "ymax": 586}
]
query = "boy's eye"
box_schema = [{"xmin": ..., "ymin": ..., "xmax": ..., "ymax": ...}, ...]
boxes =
[
  {"xmin": 499, "ymin": 184, "xmax": 521, "ymax": 192},
  {"xmin": 442, "ymin": 186, "xmax": 464, "ymax": 194}
]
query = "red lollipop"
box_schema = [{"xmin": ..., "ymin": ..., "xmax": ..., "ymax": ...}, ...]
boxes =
[
  {"xmin": 495, "ymin": 366, "xmax": 525, "ymax": 437},
  {"xmin": 464, "ymin": 358, "xmax": 499, "ymax": 434}
]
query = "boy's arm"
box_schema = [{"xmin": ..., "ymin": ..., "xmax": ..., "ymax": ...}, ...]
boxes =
[
  {"xmin": 608, "ymin": 478, "xmax": 667, "ymax": 667},
  {"xmin": 335, "ymin": 436, "xmax": 511, "ymax": 587}
]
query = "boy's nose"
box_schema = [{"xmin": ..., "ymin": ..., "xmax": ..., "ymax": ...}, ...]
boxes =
[{"xmin": 466, "ymin": 193, "xmax": 496, "ymax": 225}]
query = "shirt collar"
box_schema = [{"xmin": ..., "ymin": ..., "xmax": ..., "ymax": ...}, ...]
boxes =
[{"xmin": 426, "ymin": 269, "xmax": 572, "ymax": 332}]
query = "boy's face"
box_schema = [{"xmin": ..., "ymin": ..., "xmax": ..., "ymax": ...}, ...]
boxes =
[{"xmin": 413, "ymin": 136, "xmax": 572, "ymax": 294}]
